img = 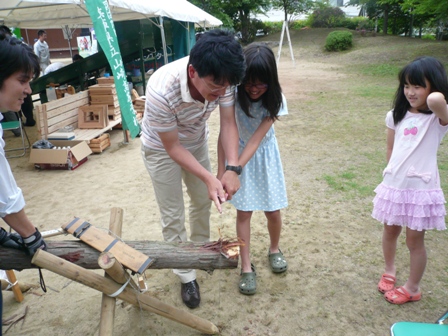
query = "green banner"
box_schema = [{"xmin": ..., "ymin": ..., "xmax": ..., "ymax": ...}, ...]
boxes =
[{"xmin": 85, "ymin": 0, "xmax": 140, "ymax": 138}]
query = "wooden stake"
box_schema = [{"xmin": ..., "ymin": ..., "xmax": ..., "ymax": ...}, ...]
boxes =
[
  {"xmin": 5, "ymin": 270, "xmax": 24, "ymax": 302},
  {"xmin": 99, "ymin": 207, "xmax": 123, "ymax": 336},
  {"xmin": 31, "ymin": 250, "xmax": 219, "ymax": 335}
]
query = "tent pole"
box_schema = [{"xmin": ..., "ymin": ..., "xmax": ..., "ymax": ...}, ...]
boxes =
[{"xmin": 159, "ymin": 16, "xmax": 169, "ymax": 65}]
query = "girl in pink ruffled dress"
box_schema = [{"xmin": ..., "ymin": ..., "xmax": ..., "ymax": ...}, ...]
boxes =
[{"xmin": 373, "ymin": 56, "xmax": 448, "ymax": 304}]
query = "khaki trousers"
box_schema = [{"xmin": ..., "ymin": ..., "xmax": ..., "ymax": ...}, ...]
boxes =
[{"xmin": 141, "ymin": 142, "xmax": 211, "ymax": 283}]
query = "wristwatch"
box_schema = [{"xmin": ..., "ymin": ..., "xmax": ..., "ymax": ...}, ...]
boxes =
[{"xmin": 225, "ymin": 165, "xmax": 242, "ymax": 175}]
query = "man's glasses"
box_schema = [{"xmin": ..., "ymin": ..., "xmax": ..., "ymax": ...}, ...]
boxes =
[
  {"xmin": 199, "ymin": 77, "xmax": 228, "ymax": 93},
  {"xmin": 244, "ymin": 83, "xmax": 268, "ymax": 90}
]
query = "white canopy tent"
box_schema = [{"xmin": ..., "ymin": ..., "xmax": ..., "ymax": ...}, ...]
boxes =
[
  {"xmin": 0, "ymin": 0, "xmax": 222, "ymax": 62},
  {"xmin": 0, "ymin": 0, "xmax": 222, "ymax": 28}
]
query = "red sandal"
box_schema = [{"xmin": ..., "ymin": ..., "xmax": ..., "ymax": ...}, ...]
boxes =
[
  {"xmin": 384, "ymin": 286, "xmax": 421, "ymax": 304},
  {"xmin": 377, "ymin": 273, "xmax": 396, "ymax": 293}
]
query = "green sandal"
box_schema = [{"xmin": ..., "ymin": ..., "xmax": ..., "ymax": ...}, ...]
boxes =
[
  {"xmin": 239, "ymin": 264, "xmax": 256, "ymax": 295},
  {"xmin": 268, "ymin": 249, "xmax": 288, "ymax": 273}
]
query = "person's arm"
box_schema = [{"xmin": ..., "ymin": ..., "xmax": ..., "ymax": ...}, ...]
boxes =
[
  {"xmin": 3, "ymin": 209, "xmax": 35, "ymax": 237},
  {"xmin": 216, "ymin": 132, "xmax": 226, "ymax": 180},
  {"xmin": 33, "ymin": 43, "xmax": 39, "ymax": 58},
  {"xmin": 427, "ymin": 92, "xmax": 448, "ymax": 125},
  {"xmin": 386, "ymin": 128, "xmax": 394, "ymax": 163},
  {"xmin": 239, "ymin": 117, "xmax": 274, "ymax": 168},
  {"xmin": 218, "ymin": 105, "xmax": 240, "ymax": 199},
  {"xmin": 159, "ymin": 129, "xmax": 227, "ymax": 213}
]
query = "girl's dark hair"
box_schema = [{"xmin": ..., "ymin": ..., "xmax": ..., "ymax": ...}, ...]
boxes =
[
  {"xmin": 392, "ymin": 56, "xmax": 448, "ymax": 124},
  {"xmin": 238, "ymin": 43, "xmax": 283, "ymax": 120},
  {"xmin": 0, "ymin": 32, "xmax": 40, "ymax": 89}
]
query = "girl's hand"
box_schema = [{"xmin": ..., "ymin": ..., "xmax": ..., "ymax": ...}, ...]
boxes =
[
  {"xmin": 427, "ymin": 92, "xmax": 448, "ymax": 125},
  {"xmin": 427, "ymin": 92, "xmax": 446, "ymax": 108}
]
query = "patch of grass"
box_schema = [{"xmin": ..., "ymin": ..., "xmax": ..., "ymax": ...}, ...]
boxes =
[
  {"xmin": 359, "ymin": 63, "xmax": 401, "ymax": 77},
  {"xmin": 322, "ymin": 168, "xmax": 373, "ymax": 198},
  {"xmin": 352, "ymin": 84, "xmax": 396, "ymax": 99}
]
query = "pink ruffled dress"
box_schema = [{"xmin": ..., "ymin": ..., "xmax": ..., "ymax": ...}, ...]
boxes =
[{"xmin": 372, "ymin": 110, "xmax": 448, "ymax": 231}]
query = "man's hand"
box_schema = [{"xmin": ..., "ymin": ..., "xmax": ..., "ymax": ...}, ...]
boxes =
[
  {"xmin": 206, "ymin": 176, "xmax": 228, "ymax": 214},
  {"xmin": 21, "ymin": 228, "xmax": 47, "ymax": 256},
  {"xmin": 220, "ymin": 170, "xmax": 241, "ymax": 200},
  {"xmin": 0, "ymin": 227, "xmax": 22, "ymax": 249}
]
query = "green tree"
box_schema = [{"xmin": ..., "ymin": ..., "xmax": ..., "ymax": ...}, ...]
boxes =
[
  {"xmin": 223, "ymin": 0, "xmax": 271, "ymax": 43},
  {"xmin": 271, "ymin": 0, "xmax": 315, "ymax": 22},
  {"xmin": 189, "ymin": 0, "xmax": 233, "ymax": 28},
  {"xmin": 189, "ymin": 0, "xmax": 270, "ymax": 43}
]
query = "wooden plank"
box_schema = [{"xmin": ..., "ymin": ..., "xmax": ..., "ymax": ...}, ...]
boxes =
[
  {"xmin": 89, "ymin": 87, "xmax": 117, "ymax": 95},
  {"xmin": 47, "ymin": 115, "xmax": 78, "ymax": 135},
  {"xmin": 89, "ymin": 139, "xmax": 110, "ymax": 149},
  {"xmin": 47, "ymin": 109, "xmax": 78, "ymax": 128},
  {"xmin": 90, "ymin": 95, "xmax": 118, "ymax": 105},
  {"xmin": 89, "ymin": 133, "xmax": 109, "ymax": 143},
  {"xmin": 71, "ymin": 118, "xmax": 121, "ymax": 141},
  {"xmin": 89, "ymin": 138, "xmax": 110, "ymax": 148},
  {"xmin": 96, "ymin": 78, "xmax": 115, "ymax": 85},
  {"xmin": 43, "ymin": 91, "xmax": 89, "ymax": 111},
  {"xmin": 45, "ymin": 98, "xmax": 90, "ymax": 119},
  {"xmin": 61, "ymin": 218, "xmax": 154, "ymax": 274}
]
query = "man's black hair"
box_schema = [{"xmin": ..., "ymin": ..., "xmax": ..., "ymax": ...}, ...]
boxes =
[
  {"xmin": 37, "ymin": 30, "xmax": 46, "ymax": 37},
  {"xmin": 188, "ymin": 29, "xmax": 245, "ymax": 86},
  {"xmin": 0, "ymin": 32, "xmax": 40, "ymax": 89}
]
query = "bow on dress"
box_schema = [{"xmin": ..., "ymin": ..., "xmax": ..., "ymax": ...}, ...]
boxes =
[{"xmin": 407, "ymin": 166, "xmax": 431, "ymax": 183}]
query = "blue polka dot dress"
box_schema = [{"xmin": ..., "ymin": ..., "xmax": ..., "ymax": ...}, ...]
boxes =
[{"xmin": 230, "ymin": 94, "xmax": 288, "ymax": 211}]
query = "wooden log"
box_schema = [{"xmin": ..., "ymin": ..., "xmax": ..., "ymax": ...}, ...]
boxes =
[
  {"xmin": 99, "ymin": 252, "xmax": 127, "ymax": 283},
  {"xmin": 99, "ymin": 207, "xmax": 123, "ymax": 336},
  {"xmin": 31, "ymin": 250, "xmax": 219, "ymax": 335},
  {"xmin": 0, "ymin": 240, "xmax": 238, "ymax": 271}
]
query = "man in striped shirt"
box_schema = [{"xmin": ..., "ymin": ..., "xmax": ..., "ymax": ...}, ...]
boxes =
[{"xmin": 141, "ymin": 29, "xmax": 245, "ymax": 309}]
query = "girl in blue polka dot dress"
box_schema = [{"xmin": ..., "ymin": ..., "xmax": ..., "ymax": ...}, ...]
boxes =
[{"xmin": 218, "ymin": 43, "xmax": 288, "ymax": 295}]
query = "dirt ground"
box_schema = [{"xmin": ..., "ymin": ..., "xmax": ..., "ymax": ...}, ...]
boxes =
[{"xmin": 2, "ymin": 29, "xmax": 448, "ymax": 335}]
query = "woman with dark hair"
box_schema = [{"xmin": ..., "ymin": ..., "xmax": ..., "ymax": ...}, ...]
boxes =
[{"xmin": 0, "ymin": 32, "xmax": 48, "ymax": 332}]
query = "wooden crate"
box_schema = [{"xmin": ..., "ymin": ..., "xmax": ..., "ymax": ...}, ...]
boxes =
[
  {"xmin": 88, "ymin": 133, "xmax": 111, "ymax": 153},
  {"xmin": 96, "ymin": 77, "xmax": 115, "ymax": 85},
  {"xmin": 35, "ymin": 91, "xmax": 89, "ymax": 139},
  {"xmin": 88, "ymin": 84, "xmax": 117, "ymax": 95},
  {"xmin": 78, "ymin": 105, "xmax": 109, "ymax": 129}
]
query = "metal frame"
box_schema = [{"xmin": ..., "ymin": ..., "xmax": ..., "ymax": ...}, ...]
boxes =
[{"xmin": 1, "ymin": 111, "xmax": 31, "ymax": 158}]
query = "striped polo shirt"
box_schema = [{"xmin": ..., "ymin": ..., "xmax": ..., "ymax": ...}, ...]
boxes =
[{"xmin": 140, "ymin": 56, "xmax": 235, "ymax": 151}]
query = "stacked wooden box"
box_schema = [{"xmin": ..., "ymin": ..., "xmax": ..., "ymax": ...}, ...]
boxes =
[
  {"xmin": 88, "ymin": 77, "xmax": 121, "ymax": 120},
  {"xmin": 88, "ymin": 133, "xmax": 111, "ymax": 153},
  {"xmin": 131, "ymin": 89, "xmax": 145, "ymax": 122},
  {"xmin": 35, "ymin": 91, "xmax": 89, "ymax": 139}
]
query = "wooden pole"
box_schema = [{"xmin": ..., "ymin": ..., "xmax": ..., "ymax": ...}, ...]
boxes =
[
  {"xmin": 5, "ymin": 270, "xmax": 24, "ymax": 302},
  {"xmin": 99, "ymin": 207, "xmax": 123, "ymax": 336},
  {"xmin": 31, "ymin": 249, "xmax": 219, "ymax": 335},
  {"xmin": 1, "ymin": 279, "xmax": 35, "ymax": 293}
]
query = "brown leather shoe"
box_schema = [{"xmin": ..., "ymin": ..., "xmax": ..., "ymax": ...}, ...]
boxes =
[{"xmin": 181, "ymin": 280, "xmax": 200, "ymax": 308}]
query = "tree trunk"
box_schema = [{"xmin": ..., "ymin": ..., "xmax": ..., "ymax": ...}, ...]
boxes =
[
  {"xmin": 382, "ymin": 6, "xmax": 389, "ymax": 35},
  {"xmin": 0, "ymin": 240, "xmax": 238, "ymax": 271}
]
